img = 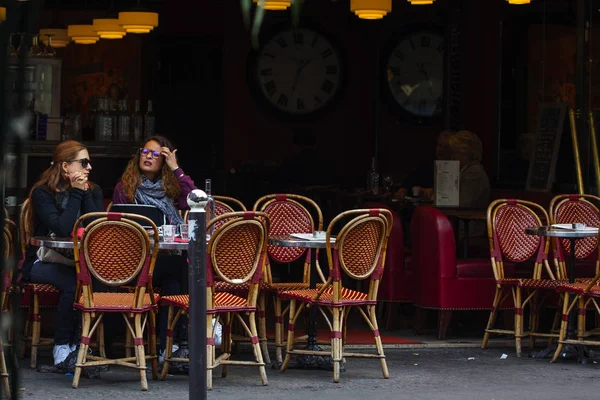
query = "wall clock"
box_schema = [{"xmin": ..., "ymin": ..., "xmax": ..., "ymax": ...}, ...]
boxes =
[
  {"xmin": 250, "ymin": 27, "xmax": 344, "ymax": 118},
  {"xmin": 384, "ymin": 30, "xmax": 445, "ymax": 120}
]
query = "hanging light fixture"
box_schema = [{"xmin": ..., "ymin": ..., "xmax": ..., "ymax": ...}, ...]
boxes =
[
  {"xmin": 39, "ymin": 28, "xmax": 69, "ymax": 48},
  {"xmin": 506, "ymin": 0, "xmax": 530, "ymax": 4},
  {"xmin": 253, "ymin": 0, "xmax": 292, "ymax": 11},
  {"xmin": 0, "ymin": 7, "xmax": 6, "ymax": 22},
  {"xmin": 68, "ymin": 25, "xmax": 100, "ymax": 45},
  {"xmin": 118, "ymin": 0, "xmax": 158, "ymax": 33},
  {"xmin": 408, "ymin": 0, "xmax": 434, "ymax": 4},
  {"xmin": 93, "ymin": 18, "xmax": 126, "ymax": 39},
  {"xmin": 350, "ymin": 0, "xmax": 392, "ymax": 19}
]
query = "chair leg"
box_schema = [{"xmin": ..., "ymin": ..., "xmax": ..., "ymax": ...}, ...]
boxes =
[
  {"xmin": 514, "ymin": 288, "xmax": 523, "ymax": 358},
  {"xmin": 148, "ymin": 310, "xmax": 158, "ymax": 381},
  {"xmin": 482, "ymin": 286, "xmax": 503, "ymax": 349},
  {"xmin": 206, "ymin": 313, "xmax": 214, "ymax": 391},
  {"xmin": 125, "ymin": 320, "xmax": 133, "ymax": 358},
  {"xmin": 221, "ymin": 314, "xmax": 231, "ymax": 378},
  {"xmin": 437, "ymin": 310, "xmax": 452, "ymax": 340},
  {"xmin": 0, "ymin": 336, "xmax": 10, "ymax": 399},
  {"xmin": 160, "ymin": 306, "xmax": 176, "ymax": 380},
  {"xmin": 368, "ymin": 304, "xmax": 389, "ymax": 379},
  {"xmin": 134, "ymin": 313, "xmax": 148, "ymax": 391},
  {"xmin": 97, "ymin": 322, "xmax": 106, "ymax": 359},
  {"xmin": 281, "ymin": 299, "xmax": 300, "ymax": 372},
  {"xmin": 332, "ymin": 306, "xmax": 342, "ymax": 383},
  {"xmin": 72, "ymin": 312, "xmax": 92, "ymax": 388},
  {"xmin": 30, "ymin": 295, "xmax": 40, "ymax": 369},
  {"xmin": 274, "ymin": 295, "xmax": 284, "ymax": 364},
  {"xmin": 248, "ymin": 311, "xmax": 268, "ymax": 386},
  {"xmin": 552, "ymin": 292, "xmax": 571, "ymax": 363},
  {"xmin": 258, "ymin": 292, "xmax": 270, "ymax": 364}
]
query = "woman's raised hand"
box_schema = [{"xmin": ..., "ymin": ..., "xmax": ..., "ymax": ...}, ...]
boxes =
[{"xmin": 161, "ymin": 147, "xmax": 179, "ymax": 171}]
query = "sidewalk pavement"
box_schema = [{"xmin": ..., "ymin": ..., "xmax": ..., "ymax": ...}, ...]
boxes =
[{"xmin": 13, "ymin": 345, "xmax": 599, "ymax": 400}]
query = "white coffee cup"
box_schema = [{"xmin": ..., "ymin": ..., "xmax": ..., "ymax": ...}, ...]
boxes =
[{"xmin": 4, "ymin": 196, "xmax": 16, "ymax": 206}]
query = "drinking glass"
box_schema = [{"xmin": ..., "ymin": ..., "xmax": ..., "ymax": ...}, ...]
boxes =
[
  {"xmin": 29, "ymin": 34, "xmax": 42, "ymax": 57},
  {"xmin": 179, "ymin": 224, "xmax": 189, "ymax": 241},
  {"xmin": 162, "ymin": 225, "xmax": 175, "ymax": 243},
  {"xmin": 42, "ymin": 34, "xmax": 56, "ymax": 57},
  {"xmin": 7, "ymin": 34, "xmax": 16, "ymax": 57}
]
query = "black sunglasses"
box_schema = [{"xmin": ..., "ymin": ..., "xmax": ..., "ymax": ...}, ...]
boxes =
[
  {"xmin": 140, "ymin": 148, "xmax": 162, "ymax": 158},
  {"xmin": 67, "ymin": 158, "xmax": 90, "ymax": 168}
]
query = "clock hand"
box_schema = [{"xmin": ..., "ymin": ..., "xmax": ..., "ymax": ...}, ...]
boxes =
[{"xmin": 291, "ymin": 59, "xmax": 312, "ymax": 92}]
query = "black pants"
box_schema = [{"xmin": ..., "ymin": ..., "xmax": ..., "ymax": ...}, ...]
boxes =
[
  {"xmin": 29, "ymin": 261, "xmax": 78, "ymax": 345},
  {"xmin": 153, "ymin": 253, "xmax": 188, "ymax": 351}
]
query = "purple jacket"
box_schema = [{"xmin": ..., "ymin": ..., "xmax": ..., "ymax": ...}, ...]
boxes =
[{"xmin": 112, "ymin": 167, "xmax": 198, "ymax": 210}]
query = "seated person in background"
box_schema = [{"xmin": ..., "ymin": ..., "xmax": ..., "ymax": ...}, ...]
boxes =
[
  {"xmin": 448, "ymin": 130, "xmax": 491, "ymax": 253},
  {"xmin": 112, "ymin": 135, "xmax": 198, "ymax": 361},
  {"xmin": 396, "ymin": 130, "xmax": 454, "ymax": 199},
  {"xmin": 448, "ymin": 130, "xmax": 491, "ymax": 210}
]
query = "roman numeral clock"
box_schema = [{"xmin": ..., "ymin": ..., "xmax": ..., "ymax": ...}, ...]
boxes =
[
  {"xmin": 250, "ymin": 27, "xmax": 344, "ymax": 119},
  {"xmin": 384, "ymin": 30, "xmax": 445, "ymax": 122}
]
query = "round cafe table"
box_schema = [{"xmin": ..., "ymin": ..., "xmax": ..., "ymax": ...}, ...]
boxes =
[
  {"xmin": 526, "ymin": 225, "xmax": 598, "ymax": 362},
  {"xmin": 30, "ymin": 236, "xmax": 191, "ymax": 251}
]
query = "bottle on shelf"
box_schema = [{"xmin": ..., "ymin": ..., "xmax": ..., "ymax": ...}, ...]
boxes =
[
  {"xmin": 27, "ymin": 97, "xmax": 37, "ymax": 140},
  {"xmin": 109, "ymin": 98, "xmax": 118, "ymax": 140},
  {"xmin": 367, "ymin": 157, "xmax": 380, "ymax": 195},
  {"xmin": 95, "ymin": 97, "xmax": 113, "ymax": 141},
  {"xmin": 131, "ymin": 99, "xmax": 143, "ymax": 142},
  {"xmin": 117, "ymin": 99, "xmax": 131, "ymax": 141},
  {"xmin": 143, "ymin": 100, "xmax": 155, "ymax": 139}
]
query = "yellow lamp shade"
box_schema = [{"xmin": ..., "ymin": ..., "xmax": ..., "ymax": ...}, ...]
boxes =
[
  {"xmin": 408, "ymin": 0, "xmax": 434, "ymax": 4},
  {"xmin": 507, "ymin": 0, "xmax": 530, "ymax": 4},
  {"xmin": 68, "ymin": 25, "xmax": 99, "ymax": 45},
  {"xmin": 118, "ymin": 11, "xmax": 158, "ymax": 33},
  {"xmin": 39, "ymin": 28, "xmax": 70, "ymax": 48},
  {"xmin": 93, "ymin": 18, "xmax": 126, "ymax": 39},
  {"xmin": 0, "ymin": 7, "xmax": 6, "ymax": 22},
  {"xmin": 351, "ymin": 0, "xmax": 392, "ymax": 19},
  {"xmin": 253, "ymin": 0, "xmax": 292, "ymax": 11}
]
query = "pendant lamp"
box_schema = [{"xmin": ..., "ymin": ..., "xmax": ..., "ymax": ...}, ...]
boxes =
[
  {"xmin": 506, "ymin": 0, "xmax": 530, "ymax": 4},
  {"xmin": 408, "ymin": 0, "xmax": 434, "ymax": 4},
  {"xmin": 118, "ymin": 0, "xmax": 158, "ymax": 33},
  {"xmin": 253, "ymin": 0, "xmax": 292, "ymax": 11},
  {"xmin": 68, "ymin": 25, "xmax": 100, "ymax": 45},
  {"xmin": 350, "ymin": 0, "xmax": 392, "ymax": 19},
  {"xmin": 39, "ymin": 28, "xmax": 70, "ymax": 48},
  {"xmin": 93, "ymin": 18, "xmax": 126, "ymax": 39},
  {"xmin": 0, "ymin": 8, "xmax": 6, "ymax": 22}
]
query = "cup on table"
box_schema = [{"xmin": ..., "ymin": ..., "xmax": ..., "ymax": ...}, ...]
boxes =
[
  {"xmin": 162, "ymin": 224, "xmax": 175, "ymax": 242},
  {"xmin": 313, "ymin": 230, "xmax": 326, "ymax": 239},
  {"xmin": 411, "ymin": 186, "xmax": 421, "ymax": 197},
  {"xmin": 179, "ymin": 223, "xmax": 189, "ymax": 241},
  {"xmin": 4, "ymin": 196, "xmax": 16, "ymax": 206}
]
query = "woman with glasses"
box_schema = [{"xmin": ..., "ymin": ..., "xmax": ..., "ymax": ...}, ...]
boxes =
[
  {"xmin": 112, "ymin": 135, "xmax": 197, "ymax": 363},
  {"xmin": 21, "ymin": 140, "xmax": 103, "ymax": 366}
]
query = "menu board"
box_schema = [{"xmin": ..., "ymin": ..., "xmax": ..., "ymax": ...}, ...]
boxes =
[
  {"xmin": 434, "ymin": 160, "xmax": 460, "ymax": 207},
  {"xmin": 526, "ymin": 103, "xmax": 568, "ymax": 192}
]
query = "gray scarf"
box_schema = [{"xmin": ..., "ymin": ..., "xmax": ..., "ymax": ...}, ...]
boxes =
[{"xmin": 134, "ymin": 176, "xmax": 183, "ymax": 225}]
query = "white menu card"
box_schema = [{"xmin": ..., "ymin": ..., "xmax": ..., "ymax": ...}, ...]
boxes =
[{"xmin": 434, "ymin": 160, "xmax": 460, "ymax": 207}]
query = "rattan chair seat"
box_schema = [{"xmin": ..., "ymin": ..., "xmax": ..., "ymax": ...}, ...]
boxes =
[{"xmin": 74, "ymin": 292, "xmax": 159, "ymax": 313}]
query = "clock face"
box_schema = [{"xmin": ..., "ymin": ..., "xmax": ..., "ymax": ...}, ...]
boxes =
[
  {"xmin": 253, "ymin": 28, "xmax": 343, "ymax": 116},
  {"xmin": 386, "ymin": 31, "xmax": 445, "ymax": 118}
]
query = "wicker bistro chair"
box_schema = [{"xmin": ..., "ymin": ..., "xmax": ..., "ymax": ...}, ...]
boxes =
[
  {"xmin": 71, "ymin": 212, "xmax": 160, "ymax": 391},
  {"xmin": 481, "ymin": 199, "xmax": 562, "ymax": 357},
  {"xmin": 253, "ymin": 193, "xmax": 325, "ymax": 365},
  {"xmin": 159, "ymin": 211, "xmax": 269, "ymax": 389},
  {"xmin": 184, "ymin": 195, "xmax": 247, "ymax": 227},
  {"xmin": 279, "ymin": 208, "xmax": 393, "ymax": 383},
  {"xmin": 18, "ymin": 198, "xmax": 62, "ymax": 369},
  {"xmin": 0, "ymin": 219, "xmax": 17, "ymax": 398},
  {"xmin": 548, "ymin": 194, "xmax": 600, "ymax": 340}
]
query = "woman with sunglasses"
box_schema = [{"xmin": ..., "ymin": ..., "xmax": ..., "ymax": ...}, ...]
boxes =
[
  {"xmin": 112, "ymin": 135, "xmax": 197, "ymax": 362},
  {"xmin": 21, "ymin": 140, "xmax": 104, "ymax": 366}
]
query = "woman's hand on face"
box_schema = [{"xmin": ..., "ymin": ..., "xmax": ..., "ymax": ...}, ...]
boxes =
[
  {"xmin": 161, "ymin": 147, "xmax": 179, "ymax": 171},
  {"xmin": 67, "ymin": 171, "xmax": 88, "ymax": 191}
]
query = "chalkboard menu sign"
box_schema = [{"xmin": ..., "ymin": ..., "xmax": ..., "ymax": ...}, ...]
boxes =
[{"xmin": 526, "ymin": 103, "xmax": 569, "ymax": 192}]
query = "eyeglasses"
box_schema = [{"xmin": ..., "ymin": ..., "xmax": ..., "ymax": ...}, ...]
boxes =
[
  {"xmin": 67, "ymin": 158, "xmax": 90, "ymax": 168},
  {"xmin": 140, "ymin": 148, "xmax": 162, "ymax": 158}
]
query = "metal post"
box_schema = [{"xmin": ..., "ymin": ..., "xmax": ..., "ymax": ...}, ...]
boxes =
[{"xmin": 186, "ymin": 189, "xmax": 208, "ymax": 400}]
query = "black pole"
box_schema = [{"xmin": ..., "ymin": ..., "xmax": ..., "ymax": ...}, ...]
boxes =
[
  {"xmin": 575, "ymin": 0, "xmax": 588, "ymax": 191},
  {"xmin": 187, "ymin": 192, "xmax": 207, "ymax": 400}
]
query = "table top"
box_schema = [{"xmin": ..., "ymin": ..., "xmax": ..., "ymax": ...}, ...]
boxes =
[
  {"xmin": 268, "ymin": 234, "xmax": 336, "ymax": 249},
  {"xmin": 30, "ymin": 236, "xmax": 191, "ymax": 251},
  {"xmin": 525, "ymin": 226, "xmax": 599, "ymax": 239}
]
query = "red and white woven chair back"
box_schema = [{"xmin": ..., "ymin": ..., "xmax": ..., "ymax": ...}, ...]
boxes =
[
  {"xmin": 551, "ymin": 194, "xmax": 600, "ymax": 261},
  {"xmin": 254, "ymin": 194, "xmax": 320, "ymax": 264},
  {"xmin": 336, "ymin": 215, "xmax": 386, "ymax": 280},
  {"xmin": 208, "ymin": 212, "xmax": 267, "ymax": 285},
  {"xmin": 490, "ymin": 200, "xmax": 547, "ymax": 263}
]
